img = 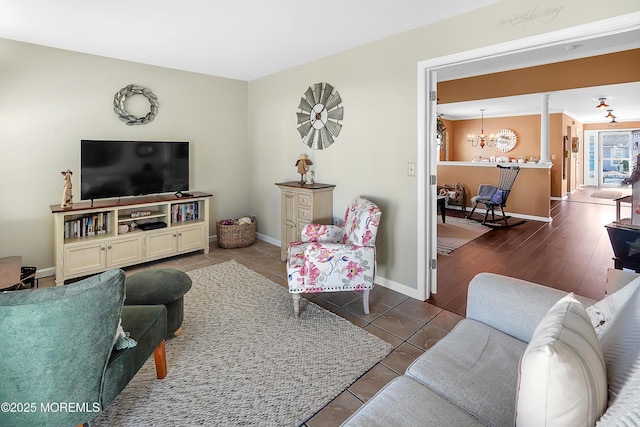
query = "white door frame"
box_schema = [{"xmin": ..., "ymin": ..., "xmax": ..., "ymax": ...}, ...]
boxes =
[{"xmin": 416, "ymin": 12, "xmax": 640, "ymax": 300}]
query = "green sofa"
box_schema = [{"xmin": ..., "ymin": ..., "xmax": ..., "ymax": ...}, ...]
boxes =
[{"xmin": 0, "ymin": 269, "xmax": 167, "ymax": 427}]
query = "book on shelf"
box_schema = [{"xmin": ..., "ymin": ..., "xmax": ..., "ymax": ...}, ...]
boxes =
[
  {"xmin": 64, "ymin": 212, "xmax": 112, "ymax": 239},
  {"xmin": 171, "ymin": 202, "xmax": 200, "ymax": 223}
]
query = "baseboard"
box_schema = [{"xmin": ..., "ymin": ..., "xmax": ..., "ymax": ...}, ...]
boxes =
[
  {"xmin": 466, "ymin": 207, "xmax": 552, "ymax": 223},
  {"xmin": 35, "ymin": 266, "xmax": 55, "ymax": 279},
  {"xmin": 375, "ymin": 275, "xmax": 423, "ymax": 300},
  {"xmin": 446, "ymin": 205, "xmax": 552, "ymax": 222},
  {"xmin": 253, "ymin": 233, "xmax": 423, "ymax": 300},
  {"xmin": 256, "ymin": 233, "xmax": 280, "ymax": 247}
]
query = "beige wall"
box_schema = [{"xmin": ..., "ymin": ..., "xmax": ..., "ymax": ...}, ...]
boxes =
[
  {"xmin": 1, "ymin": 0, "xmax": 638, "ymax": 292},
  {"xmin": 247, "ymin": 0, "xmax": 640, "ymax": 290},
  {"xmin": 0, "ymin": 39, "xmax": 248, "ymax": 272}
]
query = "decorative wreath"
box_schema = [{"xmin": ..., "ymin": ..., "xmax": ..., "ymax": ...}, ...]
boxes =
[{"xmin": 113, "ymin": 84, "xmax": 159, "ymax": 125}]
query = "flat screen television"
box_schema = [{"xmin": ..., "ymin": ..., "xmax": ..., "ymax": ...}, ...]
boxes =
[{"xmin": 81, "ymin": 140, "xmax": 189, "ymax": 201}]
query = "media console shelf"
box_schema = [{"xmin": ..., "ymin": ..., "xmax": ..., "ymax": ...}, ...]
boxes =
[{"xmin": 50, "ymin": 192, "xmax": 212, "ymax": 286}]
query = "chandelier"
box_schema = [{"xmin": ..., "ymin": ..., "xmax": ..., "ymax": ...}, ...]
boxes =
[{"xmin": 467, "ymin": 109, "xmax": 496, "ymax": 148}]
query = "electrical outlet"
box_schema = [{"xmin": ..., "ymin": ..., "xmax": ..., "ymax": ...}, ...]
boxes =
[{"xmin": 407, "ymin": 162, "xmax": 416, "ymax": 176}]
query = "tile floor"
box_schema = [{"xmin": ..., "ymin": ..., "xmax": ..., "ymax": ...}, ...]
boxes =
[{"xmin": 38, "ymin": 240, "xmax": 462, "ymax": 426}]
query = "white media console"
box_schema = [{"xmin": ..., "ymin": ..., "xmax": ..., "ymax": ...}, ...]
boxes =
[{"xmin": 50, "ymin": 192, "xmax": 212, "ymax": 286}]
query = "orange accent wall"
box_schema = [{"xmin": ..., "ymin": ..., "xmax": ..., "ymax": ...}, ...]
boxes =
[
  {"xmin": 450, "ymin": 115, "xmax": 542, "ymax": 162},
  {"xmin": 437, "ymin": 165, "xmax": 551, "ymax": 219},
  {"xmin": 436, "ymin": 49, "xmax": 640, "ymax": 198},
  {"xmin": 438, "ymin": 49, "xmax": 640, "ymax": 104},
  {"xmin": 445, "ymin": 113, "xmax": 589, "ymax": 198},
  {"xmin": 440, "ymin": 118, "xmax": 455, "ymax": 160}
]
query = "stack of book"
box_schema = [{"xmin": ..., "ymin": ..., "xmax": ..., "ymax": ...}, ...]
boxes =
[
  {"xmin": 64, "ymin": 212, "xmax": 112, "ymax": 238},
  {"xmin": 171, "ymin": 202, "xmax": 199, "ymax": 223}
]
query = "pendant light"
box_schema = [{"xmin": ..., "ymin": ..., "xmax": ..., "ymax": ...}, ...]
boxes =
[
  {"xmin": 479, "ymin": 109, "xmax": 487, "ymax": 148},
  {"xmin": 596, "ymin": 98, "xmax": 609, "ymax": 109}
]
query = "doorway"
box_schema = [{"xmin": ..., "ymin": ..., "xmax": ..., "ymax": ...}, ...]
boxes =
[
  {"xmin": 584, "ymin": 130, "xmax": 637, "ymax": 187},
  {"xmin": 417, "ymin": 13, "xmax": 640, "ymax": 301},
  {"xmin": 601, "ymin": 131, "xmax": 633, "ymax": 186}
]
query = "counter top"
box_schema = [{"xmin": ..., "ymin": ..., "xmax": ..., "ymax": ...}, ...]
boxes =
[
  {"xmin": 438, "ymin": 161, "xmax": 552, "ymax": 169},
  {"xmin": 50, "ymin": 191, "xmax": 213, "ymax": 213},
  {"xmin": 275, "ymin": 181, "xmax": 336, "ymax": 189}
]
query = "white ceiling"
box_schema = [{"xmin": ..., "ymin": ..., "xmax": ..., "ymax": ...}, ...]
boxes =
[
  {"xmin": 1, "ymin": 1, "xmax": 637, "ymax": 123},
  {"xmin": 0, "ymin": 0, "xmax": 499, "ymax": 81}
]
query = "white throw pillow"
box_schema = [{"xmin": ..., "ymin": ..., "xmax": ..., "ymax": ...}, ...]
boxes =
[
  {"xmin": 515, "ymin": 293, "xmax": 607, "ymax": 427},
  {"xmin": 586, "ymin": 277, "xmax": 640, "ymax": 338}
]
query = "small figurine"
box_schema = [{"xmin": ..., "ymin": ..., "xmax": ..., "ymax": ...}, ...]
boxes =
[
  {"xmin": 295, "ymin": 154, "xmax": 313, "ymax": 184},
  {"xmin": 60, "ymin": 169, "xmax": 73, "ymax": 208}
]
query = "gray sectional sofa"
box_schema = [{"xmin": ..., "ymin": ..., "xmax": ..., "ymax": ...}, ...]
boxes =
[{"xmin": 343, "ymin": 272, "xmax": 640, "ymax": 426}]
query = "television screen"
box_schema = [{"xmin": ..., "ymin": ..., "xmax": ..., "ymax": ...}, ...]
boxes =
[{"xmin": 81, "ymin": 140, "xmax": 189, "ymax": 200}]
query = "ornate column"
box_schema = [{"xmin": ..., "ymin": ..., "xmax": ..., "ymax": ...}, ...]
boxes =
[{"xmin": 540, "ymin": 93, "xmax": 551, "ymax": 164}]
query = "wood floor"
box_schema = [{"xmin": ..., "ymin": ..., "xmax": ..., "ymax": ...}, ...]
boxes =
[{"xmin": 430, "ymin": 187, "xmax": 625, "ymax": 317}]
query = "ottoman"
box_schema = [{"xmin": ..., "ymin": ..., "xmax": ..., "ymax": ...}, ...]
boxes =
[{"xmin": 124, "ymin": 268, "xmax": 192, "ymax": 338}]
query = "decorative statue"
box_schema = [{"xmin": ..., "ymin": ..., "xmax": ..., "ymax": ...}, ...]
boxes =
[
  {"xmin": 295, "ymin": 154, "xmax": 313, "ymax": 184},
  {"xmin": 60, "ymin": 169, "xmax": 73, "ymax": 208}
]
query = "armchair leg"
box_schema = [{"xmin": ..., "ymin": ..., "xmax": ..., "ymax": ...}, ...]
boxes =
[
  {"xmin": 153, "ymin": 340, "xmax": 167, "ymax": 379},
  {"xmin": 363, "ymin": 289, "xmax": 370, "ymax": 314},
  {"xmin": 292, "ymin": 294, "xmax": 301, "ymax": 316}
]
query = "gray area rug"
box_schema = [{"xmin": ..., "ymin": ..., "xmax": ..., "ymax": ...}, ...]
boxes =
[
  {"xmin": 92, "ymin": 260, "xmax": 392, "ymax": 426},
  {"xmin": 437, "ymin": 216, "xmax": 491, "ymax": 255},
  {"xmin": 591, "ymin": 189, "xmax": 624, "ymax": 200}
]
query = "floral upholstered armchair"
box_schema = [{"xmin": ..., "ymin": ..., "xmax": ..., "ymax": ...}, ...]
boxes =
[{"xmin": 287, "ymin": 197, "xmax": 382, "ymax": 316}]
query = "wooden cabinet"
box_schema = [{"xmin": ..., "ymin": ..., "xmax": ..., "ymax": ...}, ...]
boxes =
[
  {"xmin": 107, "ymin": 235, "xmax": 145, "ymax": 267},
  {"xmin": 62, "ymin": 234, "xmax": 144, "ymax": 277},
  {"xmin": 275, "ymin": 182, "xmax": 335, "ymax": 261},
  {"xmin": 63, "ymin": 241, "xmax": 108, "ymax": 277},
  {"xmin": 51, "ymin": 192, "xmax": 211, "ymax": 285},
  {"xmin": 144, "ymin": 223, "xmax": 207, "ymax": 262},
  {"xmin": 177, "ymin": 223, "xmax": 208, "ymax": 252},
  {"xmin": 606, "ymin": 222, "xmax": 640, "ymax": 273},
  {"xmin": 145, "ymin": 229, "xmax": 179, "ymax": 261}
]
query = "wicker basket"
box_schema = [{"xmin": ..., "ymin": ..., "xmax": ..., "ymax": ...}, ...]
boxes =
[{"xmin": 216, "ymin": 217, "xmax": 256, "ymax": 248}]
